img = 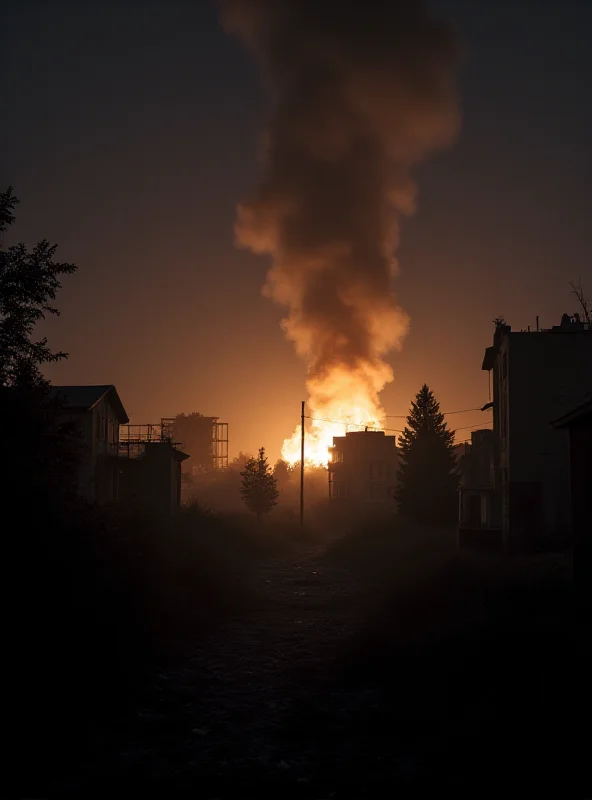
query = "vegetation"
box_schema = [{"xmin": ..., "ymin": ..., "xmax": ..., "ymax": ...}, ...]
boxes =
[
  {"xmin": 0, "ymin": 186, "xmax": 79, "ymax": 499},
  {"xmin": 395, "ymin": 384, "xmax": 458, "ymax": 526},
  {"xmin": 170, "ymin": 411, "xmax": 216, "ymax": 471},
  {"xmin": 0, "ymin": 186, "xmax": 76, "ymax": 388},
  {"xmin": 569, "ymin": 277, "xmax": 591, "ymax": 323},
  {"xmin": 240, "ymin": 446, "xmax": 279, "ymax": 519}
]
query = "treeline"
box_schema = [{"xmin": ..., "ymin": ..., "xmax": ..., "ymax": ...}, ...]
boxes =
[{"xmin": 184, "ymin": 452, "xmax": 330, "ymax": 517}]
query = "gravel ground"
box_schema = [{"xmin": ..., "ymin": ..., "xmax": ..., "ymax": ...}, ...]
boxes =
[
  {"xmin": 57, "ymin": 542, "xmax": 409, "ymax": 797},
  {"xmin": 53, "ymin": 542, "xmax": 578, "ymax": 797}
]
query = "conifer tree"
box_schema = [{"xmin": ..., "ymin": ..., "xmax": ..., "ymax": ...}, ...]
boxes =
[
  {"xmin": 396, "ymin": 384, "xmax": 458, "ymax": 526},
  {"xmin": 240, "ymin": 447, "xmax": 279, "ymax": 520}
]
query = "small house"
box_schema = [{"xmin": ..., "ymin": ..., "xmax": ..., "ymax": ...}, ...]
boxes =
[{"xmin": 51, "ymin": 385, "xmax": 129, "ymax": 504}]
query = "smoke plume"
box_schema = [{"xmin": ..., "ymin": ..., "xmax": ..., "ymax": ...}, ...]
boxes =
[{"xmin": 219, "ymin": 0, "xmax": 461, "ymax": 463}]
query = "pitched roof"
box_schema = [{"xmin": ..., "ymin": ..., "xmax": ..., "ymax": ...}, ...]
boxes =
[{"xmin": 50, "ymin": 385, "xmax": 129, "ymax": 424}]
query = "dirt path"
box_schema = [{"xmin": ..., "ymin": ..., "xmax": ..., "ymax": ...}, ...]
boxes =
[{"xmin": 63, "ymin": 542, "xmax": 397, "ymax": 797}]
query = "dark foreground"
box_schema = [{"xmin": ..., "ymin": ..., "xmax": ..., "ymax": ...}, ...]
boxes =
[
  {"xmin": 59, "ymin": 543, "xmax": 373, "ymax": 795},
  {"xmin": 53, "ymin": 535, "xmax": 580, "ymax": 798}
]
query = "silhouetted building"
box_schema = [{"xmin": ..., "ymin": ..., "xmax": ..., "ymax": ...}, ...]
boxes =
[
  {"xmin": 552, "ymin": 396, "xmax": 592, "ymax": 578},
  {"xmin": 328, "ymin": 430, "xmax": 398, "ymax": 509},
  {"xmin": 458, "ymin": 429, "xmax": 501, "ymax": 550},
  {"xmin": 118, "ymin": 437, "xmax": 190, "ymax": 520},
  {"xmin": 482, "ymin": 316, "xmax": 592, "ymax": 550},
  {"xmin": 51, "ymin": 385, "xmax": 129, "ymax": 503}
]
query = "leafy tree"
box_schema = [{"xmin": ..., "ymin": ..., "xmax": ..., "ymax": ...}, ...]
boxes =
[
  {"xmin": 240, "ymin": 447, "xmax": 279, "ymax": 519},
  {"xmin": 0, "ymin": 186, "xmax": 76, "ymax": 388},
  {"xmin": 395, "ymin": 384, "xmax": 458, "ymax": 526},
  {"xmin": 0, "ymin": 187, "xmax": 78, "ymax": 499},
  {"xmin": 273, "ymin": 459, "xmax": 294, "ymax": 492},
  {"xmin": 232, "ymin": 451, "xmax": 253, "ymax": 469}
]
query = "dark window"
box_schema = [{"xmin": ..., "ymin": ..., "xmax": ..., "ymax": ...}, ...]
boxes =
[
  {"xmin": 331, "ymin": 482, "xmax": 346, "ymax": 498},
  {"xmin": 468, "ymin": 494, "xmax": 481, "ymax": 526},
  {"xmin": 108, "ymin": 418, "xmax": 118, "ymax": 444},
  {"xmin": 367, "ymin": 482, "xmax": 387, "ymax": 500},
  {"xmin": 368, "ymin": 461, "xmax": 386, "ymax": 480}
]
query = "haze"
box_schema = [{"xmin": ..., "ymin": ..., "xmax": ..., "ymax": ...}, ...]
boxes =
[{"xmin": 2, "ymin": 0, "xmax": 590, "ymax": 460}]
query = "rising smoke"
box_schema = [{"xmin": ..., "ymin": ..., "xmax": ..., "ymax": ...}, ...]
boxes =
[{"xmin": 219, "ymin": 0, "xmax": 461, "ymax": 463}]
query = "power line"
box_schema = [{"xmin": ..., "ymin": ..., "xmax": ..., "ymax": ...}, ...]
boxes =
[
  {"xmin": 385, "ymin": 406, "xmax": 488, "ymax": 418},
  {"xmin": 453, "ymin": 422, "xmax": 493, "ymax": 432}
]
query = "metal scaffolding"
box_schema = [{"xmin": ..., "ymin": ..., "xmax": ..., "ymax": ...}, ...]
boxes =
[
  {"xmin": 213, "ymin": 420, "xmax": 229, "ymax": 470},
  {"xmin": 118, "ymin": 420, "xmax": 184, "ymax": 459},
  {"xmin": 119, "ymin": 417, "xmax": 228, "ymax": 469}
]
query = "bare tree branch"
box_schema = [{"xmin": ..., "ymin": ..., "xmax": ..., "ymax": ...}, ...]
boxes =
[{"xmin": 569, "ymin": 277, "xmax": 591, "ymax": 324}]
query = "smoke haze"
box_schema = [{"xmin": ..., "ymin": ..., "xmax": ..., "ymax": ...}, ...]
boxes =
[{"xmin": 219, "ymin": 0, "xmax": 461, "ymax": 462}]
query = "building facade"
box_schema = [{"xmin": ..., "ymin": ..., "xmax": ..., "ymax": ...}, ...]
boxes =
[
  {"xmin": 51, "ymin": 385, "xmax": 129, "ymax": 503},
  {"xmin": 118, "ymin": 438, "xmax": 190, "ymax": 520},
  {"xmin": 328, "ymin": 430, "xmax": 398, "ymax": 510},
  {"xmin": 458, "ymin": 428, "xmax": 502, "ymax": 549},
  {"xmin": 552, "ymin": 397, "xmax": 592, "ymax": 578},
  {"xmin": 482, "ymin": 316, "xmax": 592, "ymax": 549}
]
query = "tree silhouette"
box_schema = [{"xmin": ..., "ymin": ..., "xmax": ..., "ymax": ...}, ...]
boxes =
[
  {"xmin": 0, "ymin": 187, "xmax": 78, "ymax": 499},
  {"xmin": 240, "ymin": 447, "xmax": 279, "ymax": 520},
  {"xmin": 273, "ymin": 459, "xmax": 294, "ymax": 491},
  {"xmin": 396, "ymin": 384, "xmax": 458, "ymax": 526},
  {"xmin": 0, "ymin": 186, "xmax": 76, "ymax": 388}
]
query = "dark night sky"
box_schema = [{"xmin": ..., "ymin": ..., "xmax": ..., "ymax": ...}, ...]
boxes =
[{"xmin": 2, "ymin": 1, "xmax": 591, "ymax": 460}]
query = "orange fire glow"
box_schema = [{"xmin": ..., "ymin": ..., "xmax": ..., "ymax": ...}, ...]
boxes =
[{"xmin": 281, "ymin": 363, "xmax": 389, "ymax": 467}]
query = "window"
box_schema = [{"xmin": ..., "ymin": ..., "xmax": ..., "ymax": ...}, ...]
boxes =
[
  {"xmin": 331, "ymin": 481, "xmax": 347, "ymax": 498},
  {"xmin": 332, "ymin": 449, "xmax": 344, "ymax": 464},
  {"xmin": 368, "ymin": 461, "xmax": 386, "ymax": 480},
  {"xmin": 367, "ymin": 482, "xmax": 388, "ymax": 500},
  {"xmin": 108, "ymin": 418, "xmax": 118, "ymax": 444}
]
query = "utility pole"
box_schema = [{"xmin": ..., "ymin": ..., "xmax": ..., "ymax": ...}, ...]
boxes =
[{"xmin": 300, "ymin": 400, "xmax": 305, "ymax": 527}]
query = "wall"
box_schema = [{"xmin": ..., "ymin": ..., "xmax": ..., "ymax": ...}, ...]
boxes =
[
  {"xmin": 569, "ymin": 420, "xmax": 592, "ymax": 580},
  {"xmin": 501, "ymin": 330, "xmax": 592, "ymax": 540},
  {"xmin": 58, "ymin": 409, "xmax": 95, "ymax": 502},
  {"xmin": 90, "ymin": 397, "xmax": 122, "ymax": 503},
  {"xmin": 329, "ymin": 433, "xmax": 398, "ymax": 508},
  {"xmin": 119, "ymin": 442, "xmax": 181, "ymax": 520}
]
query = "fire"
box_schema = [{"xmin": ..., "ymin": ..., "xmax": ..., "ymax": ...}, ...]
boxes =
[
  {"xmin": 220, "ymin": 3, "xmax": 460, "ymax": 472},
  {"xmin": 281, "ymin": 364, "xmax": 387, "ymax": 467}
]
